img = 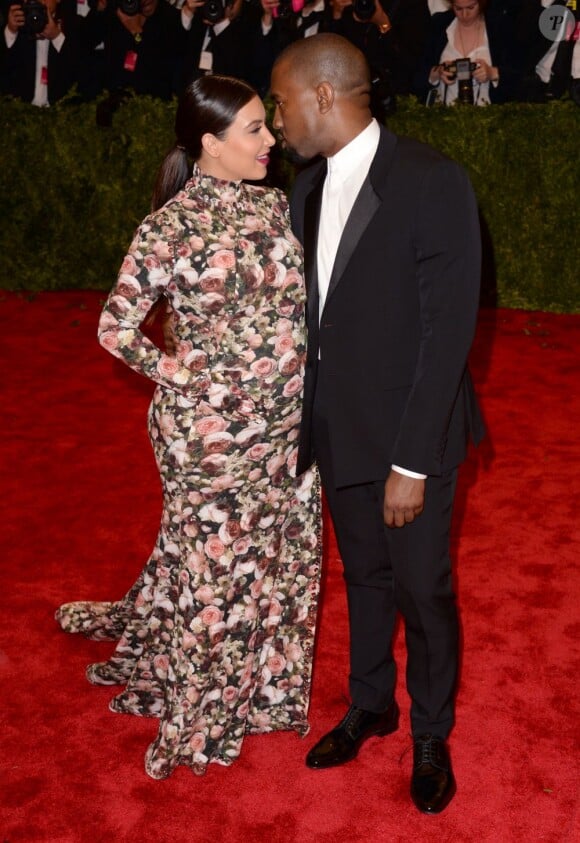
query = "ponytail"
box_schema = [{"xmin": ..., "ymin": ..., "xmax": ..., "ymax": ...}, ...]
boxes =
[{"xmin": 151, "ymin": 145, "xmax": 190, "ymax": 212}]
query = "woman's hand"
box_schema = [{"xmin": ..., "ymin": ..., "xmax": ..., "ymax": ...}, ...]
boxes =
[
  {"xmin": 472, "ymin": 59, "xmax": 498, "ymax": 84},
  {"xmin": 429, "ymin": 64, "xmax": 455, "ymax": 86}
]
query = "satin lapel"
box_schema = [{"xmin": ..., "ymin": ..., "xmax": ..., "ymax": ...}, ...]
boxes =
[
  {"xmin": 303, "ymin": 167, "xmax": 326, "ymax": 324},
  {"xmin": 325, "ymin": 126, "xmax": 398, "ymax": 307},
  {"xmin": 325, "ymin": 178, "xmax": 380, "ymax": 304}
]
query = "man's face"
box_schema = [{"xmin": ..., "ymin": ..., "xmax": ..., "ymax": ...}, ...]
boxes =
[{"xmin": 270, "ymin": 60, "xmax": 323, "ymax": 164}]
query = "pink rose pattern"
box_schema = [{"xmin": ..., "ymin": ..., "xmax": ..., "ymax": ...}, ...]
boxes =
[{"xmin": 55, "ymin": 169, "xmax": 321, "ymax": 780}]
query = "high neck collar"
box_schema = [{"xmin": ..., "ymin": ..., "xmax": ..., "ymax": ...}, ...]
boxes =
[{"xmin": 186, "ymin": 163, "xmax": 245, "ymax": 202}]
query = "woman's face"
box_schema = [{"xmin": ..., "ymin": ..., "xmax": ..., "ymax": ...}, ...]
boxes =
[
  {"xmin": 452, "ymin": 0, "xmax": 481, "ymax": 26},
  {"xmin": 200, "ymin": 96, "xmax": 275, "ymax": 182}
]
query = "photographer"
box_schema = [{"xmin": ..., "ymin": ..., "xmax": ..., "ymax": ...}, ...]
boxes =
[
  {"xmin": 325, "ymin": 0, "xmax": 431, "ymax": 102},
  {"xmin": 178, "ymin": 0, "xmax": 253, "ymax": 90},
  {"xmin": 420, "ymin": 0, "xmax": 520, "ymax": 105},
  {"xmin": 242, "ymin": 0, "xmax": 319, "ymax": 97},
  {"xmin": 83, "ymin": 0, "xmax": 186, "ymax": 102},
  {"xmin": 0, "ymin": 0, "xmax": 81, "ymax": 104},
  {"xmin": 517, "ymin": 0, "xmax": 579, "ymax": 103}
]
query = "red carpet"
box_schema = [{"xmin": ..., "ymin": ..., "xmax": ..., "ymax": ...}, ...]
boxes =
[{"xmin": 1, "ymin": 292, "xmax": 579, "ymax": 842}]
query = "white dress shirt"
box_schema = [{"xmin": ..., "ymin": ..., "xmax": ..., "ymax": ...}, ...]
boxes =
[{"xmin": 317, "ymin": 119, "xmax": 427, "ymax": 480}]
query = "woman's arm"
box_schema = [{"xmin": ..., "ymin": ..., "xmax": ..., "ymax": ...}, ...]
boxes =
[{"xmin": 97, "ymin": 220, "xmax": 210, "ymax": 396}]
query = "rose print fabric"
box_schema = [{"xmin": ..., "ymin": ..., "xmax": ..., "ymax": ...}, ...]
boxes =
[{"xmin": 55, "ymin": 168, "xmax": 321, "ymax": 780}]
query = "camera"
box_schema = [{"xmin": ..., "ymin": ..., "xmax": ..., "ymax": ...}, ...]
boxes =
[
  {"xmin": 272, "ymin": 0, "xmax": 304, "ymax": 20},
  {"xmin": 114, "ymin": 0, "xmax": 142, "ymax": 15},
  {"xmin": 20, "ymin": 0, "xmax": 49, "ymax": 35},
  {"xmin": 443, "ymin": 58, "xmax": 478, "ymax": 104},
  {"xmin": 352, "ymin": 0, "xmax": 375, "ymax": 21},
  {"xmin": 201, "ymin": 0, "xmax": 236, "ymax": 24}
]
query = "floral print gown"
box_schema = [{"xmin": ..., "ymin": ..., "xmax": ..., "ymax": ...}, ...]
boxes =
[{"xmin": 55, "ymin": 169, "xmax": 321, "ymax": 780}]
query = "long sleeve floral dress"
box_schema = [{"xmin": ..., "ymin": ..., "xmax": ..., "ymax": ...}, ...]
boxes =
[{"xmin": 55, "ymin": 168, "xmax": 321, "ymax": 780}]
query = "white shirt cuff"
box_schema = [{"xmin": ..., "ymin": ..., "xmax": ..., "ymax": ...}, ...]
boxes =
[
  {"xmin": 391, "ymin": 465, "xmax": 427, "ymax": 480},
  {"xmin": 5, "ymin": 26, "xmax": 18, "ymax": 48},
  {"xmin": 51, "ymin": 31, "xmax": 65, "ymax": 52},
  {"xmin": 181, "ymin": 9, "xmax": 193, "ymax": 29}
]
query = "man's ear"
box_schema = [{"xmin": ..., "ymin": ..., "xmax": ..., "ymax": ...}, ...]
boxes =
[
  {"xmin": 201, "ymin": 132, "xmax": 221, "ymax": 158},
  {"xmin": 316, "ymin": 81, "xmax": 334, "ymax": 114}
]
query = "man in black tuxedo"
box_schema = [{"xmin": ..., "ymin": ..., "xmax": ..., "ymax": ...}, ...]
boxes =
[
  {"xmin": 270, "ymin": 33, "xmax": 484, "ymax": 814},
  {"xmin": 1, "ymin": 0, "xmax": 81, "ymax": 103}
]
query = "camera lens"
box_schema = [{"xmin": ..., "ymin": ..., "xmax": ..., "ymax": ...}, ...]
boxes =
[
  {"xmin": 118, "ymin": 0, "xmax": 140, "ymax": 14},
  {"xmin": 352, "ymin": 0, "xmax": 375, "ymax": 21},
  {"xmin": 202, "ymin": 0, "xmax": 225, "ymax": 23}
]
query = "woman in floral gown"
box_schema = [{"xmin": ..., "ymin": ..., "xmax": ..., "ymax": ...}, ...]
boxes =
[{"xmin": 55, "ymin": 75, "xmax": 321, "ymax": 780}]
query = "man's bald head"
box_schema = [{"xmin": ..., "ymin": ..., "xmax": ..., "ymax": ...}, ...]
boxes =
[
  {"xmin": 274, "ymin": 33, "xmax": 371, "ymax": 101},
  {"xmin": 270, "ymin": 33, "xmax": 374, "ymax": 160}
]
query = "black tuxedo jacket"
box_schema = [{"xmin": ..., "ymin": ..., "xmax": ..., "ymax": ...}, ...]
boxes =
[{"xmin": 291, "ymin": 126, "xmax": 484, "ymax": 487}]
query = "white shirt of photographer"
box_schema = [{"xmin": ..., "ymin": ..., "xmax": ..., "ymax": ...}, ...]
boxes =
[{"xmin": 317, "ymin": 118, "xmax": 426, "ymax": 480}]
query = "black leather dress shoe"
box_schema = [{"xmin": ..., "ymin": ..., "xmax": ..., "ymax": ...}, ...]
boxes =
[
  {"xmin": 305, "ymin": 700, "xmax": 399, "ymax": 769},
  {"xmin": 410, "ymin": 734, "xmax": 456, "ymax": 814}
]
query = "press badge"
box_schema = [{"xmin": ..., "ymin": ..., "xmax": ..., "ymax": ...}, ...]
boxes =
[
  {"xmin": 124, "ymin": 50, "xmax": 138, "ymax": 72},
  {"xmin": 199, "ymin": 50, "xmax": 213, "ymax": 71}
]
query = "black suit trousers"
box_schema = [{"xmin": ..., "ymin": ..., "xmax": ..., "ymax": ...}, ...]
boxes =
[{"xmin": 313, "ymin": 363, "xmax": 459, "ymax": 739}]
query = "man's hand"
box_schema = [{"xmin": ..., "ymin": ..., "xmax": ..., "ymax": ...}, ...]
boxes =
[
  {"xmin": 383, "ymin": 469, "xmax": 425, "ymax": 528},
  {"xmin": 182, "ymin": 0, "xmax": 205, "ymax": 18},
  {"xmin": 225, "ymin": 0, "xmax": 243, "ymax": 22},
  {"xmin": 329, "ymin": 0, "xmax": 351, "ymax": 21},
  {"xmin": 41, "ymin": 7, "xmax": 62, "ymax": 40},
  {"xmin": 7, "ymin": 3, "xmax": 25, "ymax": 34},
  {"xmin": 260, "ymin": 0, "xmax": 279, "ymax": 25},
  {"xmin": 353, "ymin": 0, "xmax": 388, "ymax": 28}
]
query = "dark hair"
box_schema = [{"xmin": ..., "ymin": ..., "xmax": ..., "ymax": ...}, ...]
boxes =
[
  {"xmin": 151, "ymin": 75, "xmax": 258, "ymax": 212},
  {"xmin": 450, "ymin": 0, "xmax": 488, "ymax": 11}
]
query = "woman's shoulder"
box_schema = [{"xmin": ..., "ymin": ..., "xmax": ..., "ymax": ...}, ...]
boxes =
[
  {"xmin": 142, "ymin": 191, "xmax": 193, "ymax": 229},
  {"xmin": 243, "ymin": 183, "xmax": 291, "ymax": 218}
]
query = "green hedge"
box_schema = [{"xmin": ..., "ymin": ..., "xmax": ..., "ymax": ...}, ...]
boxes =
[{"xmin": 1, "ymin": 95, "xmax": 578, "ymax": 312}]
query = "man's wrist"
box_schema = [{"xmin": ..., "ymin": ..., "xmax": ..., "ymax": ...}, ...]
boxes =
[{"xmin": 377, "ymin": 13, "xmax": 391, "ymax": 34}]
